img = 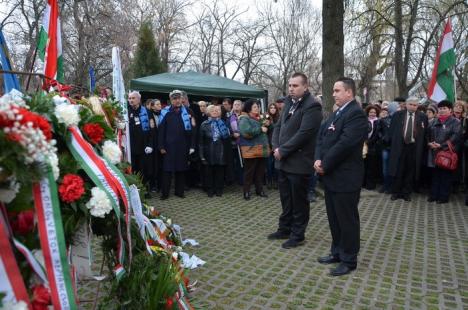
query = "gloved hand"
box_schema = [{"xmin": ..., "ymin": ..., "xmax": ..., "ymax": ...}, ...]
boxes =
[
  {"xmin": 201, "ymin": 158, "xmax": 208, "ymax": 165},
  {"xmin": 144, "ymin": 147, "xmax": 153, "ymax": 154},
  {"xmin": 189, "ymin": 148, "xmax": 195, "ymax": 155}
]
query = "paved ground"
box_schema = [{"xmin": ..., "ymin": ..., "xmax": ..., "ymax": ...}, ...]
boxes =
[
  {"xmin": 77, "ymin": 185, "xmax": 468, "ymax": 309},
  {"xmin": 156, "ymin": 185, "xmax": 467, "ymax": 310}
]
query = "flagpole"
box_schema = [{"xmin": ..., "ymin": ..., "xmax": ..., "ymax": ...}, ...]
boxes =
[{"xmin": 25, "ymin": 44, "xmax": 39, "ymax": 92}]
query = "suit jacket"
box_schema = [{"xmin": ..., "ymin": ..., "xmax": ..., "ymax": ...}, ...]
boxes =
[
  {"xmin": 272, "ymin": 92, "xmax": 322, "ymax": 174},
  {"xmin": 387, "ymin": 110, "xmax": 427, "ymax": 178},
  {"xmin": 315, "ymin": 100, "xmax": 368, "ymax": 192}
]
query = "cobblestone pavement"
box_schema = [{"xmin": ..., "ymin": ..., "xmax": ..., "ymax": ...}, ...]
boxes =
[
  {"xmin": 155, "ymin": 186, "xmax": 467, "ymax": 310},
  {"xmin": 77, "ymin": 185, "xmax": 468, "ymax": 309}
]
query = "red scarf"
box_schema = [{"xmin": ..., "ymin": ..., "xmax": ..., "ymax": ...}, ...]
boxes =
[{"xmin": 438, "ymin": 114, "xmax": 450, "ymax": 123}]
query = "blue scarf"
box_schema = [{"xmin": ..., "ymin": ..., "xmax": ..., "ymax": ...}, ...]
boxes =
[
  {"xmin": 160, "ymin": 105, "xmax": 192, "ymax": 131},
  {"xmin": 208, "ymin": 118, "xmax": 230, "ymax": 141},
  {"xmin": 139, "ymin": 106, "xmax": 150, "ymax": 131}
]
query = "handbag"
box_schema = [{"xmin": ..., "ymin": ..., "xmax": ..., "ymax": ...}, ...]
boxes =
[{"xmin": 435, "ymin": 141, "xmax": 458, "ymax": 170}]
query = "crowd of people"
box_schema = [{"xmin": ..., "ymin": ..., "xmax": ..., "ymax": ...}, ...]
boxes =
[
  {"xmin": 126, "ymin": 86, "xmax": 468, "ymax": 206},
  {"xmin": 125, "ymin": 73, "xmax": 466, "ymax": 276},
  {"xmin": 362, "ymin": 97, "xmax": 467, "ymax": 204},
  {"xmin": 127, "ymin": 89, "xmax": 287, "ymax": 201}
]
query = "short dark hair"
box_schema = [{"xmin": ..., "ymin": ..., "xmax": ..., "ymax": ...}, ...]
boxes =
[
  {"xmin": 222, "ymin": 98, "xmax": 232, "ymax": 105},
  {"xmin": 336, "ymin": 77, "xmax": 356, "ymax": 96},
  {"xmin": 393, "ymin": 96, "xmax": 406, "ymax": 103},
  {"xmin": 243, "ymin": 99, "xmax": 259, "ymax": 113},
  {"xmin": 290, "ymin": 72, "xmax": 308, "ymax": 85},
  {"xmin": 438, "ymin": 100, "xmax": 453, "ymax": 109}
]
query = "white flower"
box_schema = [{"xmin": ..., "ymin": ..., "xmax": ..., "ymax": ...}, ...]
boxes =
[
  {"xmin": 86, "ymin": 187, "xmax": 112, "ymax": 218},
  {"xmin": 102, "ymin": 140, "xmax": 122, "ymax": 164},
  {"xmin": 55, "ymin": 103, "xmax": 80, "ymax": 127},
  {"xmin": 172, "ymin": 252, "xmax": 178, "ymax": 261},
  {"xmin": 116, "ymin": 120, "xmax": 126, "ymax": 130},
  {"xmin": 52, "ymin": 95, "xmax": 68, "ymax": 105},
  {"xmin": 48, "ymin": 152, "xmax": 60, "ymax": 180},
  {"xmin": 0, "ymin": 301, "xmax": 28, "ymax": 310}
]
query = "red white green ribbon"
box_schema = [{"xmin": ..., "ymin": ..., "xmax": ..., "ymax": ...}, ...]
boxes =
[
  {"xmin": 0, "ymin": 212, "xmax": 31, "ymax": 307},
  {"xmin": 67, "ymin": 126, "xmax": 126, "ymax": 268},
  {"xmin": 102, "ymin": 158, "xmax": 133, "ymax": 266},
  {"xmin": 176, "ymin": 283, "xmax": 194, "ymax": 310},
  {"xmin": 13, "ymin": 238, "xmax": 48, "ymax": 285},
  {"xmin": 33, "ymin": 166, "xmax": 77, "ymax": 310},
  {"xmin": 113, "ymin": 264, "xmax": 125, "ymax": 281}
]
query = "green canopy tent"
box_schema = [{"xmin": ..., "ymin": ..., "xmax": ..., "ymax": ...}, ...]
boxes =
[{"xmin": 129, "ymin": 71, "xmax": 266, "ymax": 105}]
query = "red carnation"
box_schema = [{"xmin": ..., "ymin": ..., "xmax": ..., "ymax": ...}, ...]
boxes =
[
  {"xmin": 34, "ymin": 114, "xmax": 53, "ymax": 140},
  {"xmin": 58, "ymin": 174, "xmax": 85, "ymax": 203},
  {"xmin": 32, "ymin": 284, "xmax": 51, "ymax": 310},
  {"xmin": 10, "ymin": 210, "xmax": 35, "ymax": 235},
  {"xmin": 83, "ymin": 123, "xmax": 104, "ymax": 144}
]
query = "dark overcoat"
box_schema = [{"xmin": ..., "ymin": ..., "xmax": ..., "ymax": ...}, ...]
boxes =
[
  {"xmin": 272, "ymin": 91, "xmax": 322, "ymax": 174},
  {"xmin": 158, "ymin": 108, "xmax": 192, "ymax": 172},
  {"xmin": 387, "ymin": 110, "xmax": 427, "ymax": 178},
  {"xmin": 198, "ymin": 120, "xmax": 228, "ymax": 166},
  {"xmin": 128, "ymin": 105, "xmax": 152, "ymax": 155}
]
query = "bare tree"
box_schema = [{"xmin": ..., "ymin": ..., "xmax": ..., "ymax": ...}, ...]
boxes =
[{"xmin": 257, "ymin": 0, "xmax": 321, "ymax": 96}]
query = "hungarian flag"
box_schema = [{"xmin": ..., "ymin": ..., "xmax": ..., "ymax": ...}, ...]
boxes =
[
  {"xmin": 37, "ymin": 0, "xmax": 63, "ymax": 84},
  {"xmin": 427, "ymin": 18, "xmax": 456, "ymax": 103}
]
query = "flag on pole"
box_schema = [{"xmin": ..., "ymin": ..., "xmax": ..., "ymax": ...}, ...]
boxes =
[
  {"xmin": 0, "ymin": 29, "xmax": 21, "ymax": 92},
  {"xmin": 427, "ymin": 18, "xmax": 456, "ymax": 103},
  {"xmin": 37, "ymin": 0, "xmax": 63, "ymax": 83},
  {"xmin": 89, "ymin": 66, "xmax": 96, "ymax": 93},
  {"xmin": 112, "ymin": 47, "xmax": 131, "ymax": 163}
]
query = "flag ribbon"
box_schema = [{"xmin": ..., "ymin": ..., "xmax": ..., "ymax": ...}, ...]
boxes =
[
  {"xmin": 33, "ymin": 166, "xmax": 77, "ymax": 310},
  {"xmin": 67, "ymin": 126, "xmax": 133, "ymax": 272},
  {"xmin": 0, "ymin": 212, "xmax": 31, "ymax": 307},
  {"xmin": 13, "ymin": 238, "xmax": 48, "ymax": 285}
]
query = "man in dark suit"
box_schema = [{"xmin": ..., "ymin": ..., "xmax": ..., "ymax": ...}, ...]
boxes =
[
  {"xmin": 128, "ymin": 91, "xmax": 153, "ymax": 198},
  {"xmin": 314, "ymin": 77, "xmax": 368, "ymax": 276},
  {"xmin": 158, "ymin": 90, "xmax": 193, "ymax": 199},
  {"xmin": 268, "ymin": 72, "xmax": 323, "ymax": 249},
  {"xmin": 387, "ymin": 97, "xmax": 427, "ymax": 201}
]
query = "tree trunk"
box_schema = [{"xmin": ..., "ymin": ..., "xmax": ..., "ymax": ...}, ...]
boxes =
[
  {"xmin": 394, "ymin": 0, "xmax": 406, "ymax": 97},
  {"xmin": 322, "ymin": 0, "xmax": 344, "ymax": 111}
]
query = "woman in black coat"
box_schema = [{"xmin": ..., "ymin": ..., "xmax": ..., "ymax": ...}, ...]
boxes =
[
  {"xmin": 199, "ymin": 105, "xmax": 231, "ymax": 197},
  {"xmin": 427, "ymin": 100, "xmax": 461, "ymax": 204},
  {"xmin": 145, "ymin": 99, "xmax": 162, "ymax": 192},
  {"xmin": 363, "ymin": 104, "xmax": 381, "ymax": 190}
]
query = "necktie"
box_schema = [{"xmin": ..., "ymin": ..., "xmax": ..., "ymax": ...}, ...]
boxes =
[{"xmin": 404, "ymin": 113, "xmax": 413, "ymax": 144}]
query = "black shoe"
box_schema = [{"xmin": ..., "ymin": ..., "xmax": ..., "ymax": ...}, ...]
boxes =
[
  {"xmin": 329, "ymin": 263, "xmax": 356, "ymax": 276},
  {"xmin": 243, "ymin": 191, "xmax": 251, "ymax": 200},
  {"xmin": 427, "ymin": 197, "xmax": 437, "ymax": 203},
  {"xmin": 403, "ymin": 195, "xmax": 411, "ymax": 202},
  {"xmin": 256, "ymin": 191, "xmax": 268, "ymax": 198},
  {"xmin": 144, "ymin": 192, "xmax": 152, "ymax": 199},
  {"xmin": 175, "ymin": 193, "xmax": 185, "ymax": 198},
  {"xmin": 317, "ymin": 254, "xmax": 340, "ymax": 264},
  {"xmin": 215, "ymin": 192, "xmax": 222, "ymax": 197},
  {"xmin": 207, "ymin": 192, "xmax": 214, "ymax": 198},
  {"xmin": 281, "ymin": 238, "xmax": 304, "ymax": 249},
  {"xmin": 160, "ymin": 195, "xmax": 168, "ymax": 200},
  {"xmin": 436, "ymin": 199, "xmax": 448, "ymax": 204},
  {"xmin": 378, "ymin": 187, "xmax": 385, "ymax": 193},
  {"xmin": 390, "ymin": 194, "xmax": 399, "ymax": 201},
  {"xmin": 267, "ymin": 231, "xmax": 290, "ymax": 240}
]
